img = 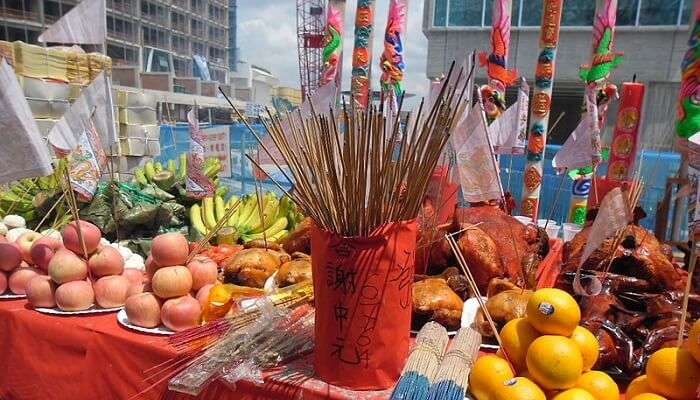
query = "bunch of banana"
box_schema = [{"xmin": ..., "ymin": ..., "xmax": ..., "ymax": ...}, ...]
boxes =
[
  {"xmin": 0, "ymin": 161, "xmax": 66, "ymax": 222},
  {"xmin": 190, "ymin": 191, "xmax": 297, "ymax": 243},
  {"xmin": 132, "ymin": 154, "xmax": 228, "ymax": 199}
]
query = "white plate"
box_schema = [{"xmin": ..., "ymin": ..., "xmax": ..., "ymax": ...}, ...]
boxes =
[
  {"xmin": 0, "ymin": 292, "xmax": 26, "ymax": 299},
  {"xmin": 116, "ymin": 309, "xmax": 174, "ymax": 335},
  {"xmin": 34, "ymin": 305, "xmax": 122, "ymax": 315},
  {"xmin": 461, "ymin": 297, "xmax": 499, "ymax": 350}
]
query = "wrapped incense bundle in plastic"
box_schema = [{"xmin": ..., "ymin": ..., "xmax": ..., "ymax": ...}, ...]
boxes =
[
  {"xmin": 390, "ymin": 322, "xmax": 449, "ymax": 400},
  {"xmin": 425, "ymin": 328, "xmax": 482, "ymax": 400}
]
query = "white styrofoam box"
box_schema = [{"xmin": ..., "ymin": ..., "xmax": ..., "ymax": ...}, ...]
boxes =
[
  {"xmin": 117, "ymin": 90, "xmax": 156, "ymax": 108},
  {"xmin": 34, "ymin": 118, "xmax": 58, "ymax": 137},
  {"xmin": 23, "ymin": 76, "xmax": 71, "ymax": 100},
  {"xmin": 146, "ymin": 139, "xmax": 160, "ymax": 156},
  {"xmin": 119, "ymin": 124, "xmax": 159, "ymax": 140},
  {"xmin": 118, "ymin": 107, "xmax": 157, "ymax": 125},
  {"xmin": 27, "ymin": 98, "xmax": 70, "ymax": 119},
  {"xmin": 119, "ymin": 138, "xmax": 147, "ymax": 156}
]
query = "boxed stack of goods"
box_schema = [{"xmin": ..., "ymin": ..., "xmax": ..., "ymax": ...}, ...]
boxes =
[
  {"xmin": 13, "ymin": 42, "xmax": 48, "ymax": 79},
  {"xmin": 116, "ymin": 89, "xmax": 160, "ymax": 157},
  {"xmin": 66, "ymin": 51, "xmax": 90, "ymax": 85},
  {"xmin": 0, "ymin": 40, "xmax": 14, "ymax": 66},
  {"xmin": 88, "ymin": 52, "xmax": 112, "ymax": 80},
  {"xmin": 46, "ymin": 48, "xmax": 69, "ymax": 83}
]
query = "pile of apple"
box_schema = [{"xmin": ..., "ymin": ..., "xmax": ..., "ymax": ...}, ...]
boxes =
[
  {"xmin": 0, "ymin": 220, "xmax": 147, "ymax": 310},
  {"xmin": 124, "ymin": 232, "xmax": 218, "ymax": 332}
]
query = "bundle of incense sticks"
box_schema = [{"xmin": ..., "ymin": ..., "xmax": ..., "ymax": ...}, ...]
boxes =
[
  {"xmin": 219, "ymin": 63, "xmax": 469, "ymax": 237},
  {"xmin": 390, "ymin": 322, "xmax": 449, "ymax": 400},
  {"xmin": 425, "ymin": 327, "xmax": 482, "ymax": 400}
]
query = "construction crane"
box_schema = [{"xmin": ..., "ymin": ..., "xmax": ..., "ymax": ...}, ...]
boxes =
[{"xmin": 296, "ymin": 0, "xmax": 325, "ymax": 102}]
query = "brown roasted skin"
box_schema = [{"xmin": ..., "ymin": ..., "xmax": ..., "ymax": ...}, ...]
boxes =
[
  {"xmin": 457, "ymin": 225, "xmax": 504, "ymax": 293},
  {"xmin": 412, "ymin": 278, "xmax": 464, "ymax": 331},
  {"xmin": 279, "ymin": 217, "xmax": 312, "ymax": 255},
  {"xmin": 223, "ymin": 248, "xmax": 282, "ymax": 288},
  {"xmin": 475, "ymin": 278, "xmax": 532, "ymax": 337},
  {"xmin": 275, "ymin": 257, "xmax": 312, "ymax": 288}
]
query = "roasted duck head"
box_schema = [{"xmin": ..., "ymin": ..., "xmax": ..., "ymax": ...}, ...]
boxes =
[{"xmin": 474, "ymin": 278, "xmax": 532, "ymax": 337}]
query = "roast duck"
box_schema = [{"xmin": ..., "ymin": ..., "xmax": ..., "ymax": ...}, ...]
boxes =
[
  {"xmin": 413, "ymin": 205, "xmax": 549, "ymax": 332},
  {"xmin": 557, "ymin": 220, "xmax": 697, "ymax": 378}
]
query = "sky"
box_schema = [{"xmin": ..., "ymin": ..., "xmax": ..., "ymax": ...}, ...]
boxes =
[{"xmin": 237, "ymin": 0, "xmax": 430, "ymax": 101}]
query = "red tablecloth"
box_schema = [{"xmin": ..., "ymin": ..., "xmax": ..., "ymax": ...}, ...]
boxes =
[{"xmin": 0, "ymin": 299, "xmax": 393, "ymax": 400}]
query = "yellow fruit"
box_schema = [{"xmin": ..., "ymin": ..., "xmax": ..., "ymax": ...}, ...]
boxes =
[
  {"xmin": 574, "ymin": 371, "xmax": 619, "ymax": 400},
  {"xmin": 626, "ymin": 375, "xmax": 652, "ymax": 399},
  {"xmin": 550, "ymin": 388, "xmax": 595, "ymax": 400},
  {"xmin": 569, "ymin": 326, "xmax": 599, "ymax": 371},
  {"xmin": 499, "ymin": 317, "xmax": 540, "ymax": 373},
  {"xmin": 526, "ymin": 335, "xmax": 583, "ymax": 390},
  {"xmin": 491, "ymin": 377, "xmax": 546, "ymax": 400},
  {"xmin": 630, "ymin": 394, "xmax": 667, "ymax": 400},
  {"xmin": 688, "ymin": 319, "xmax": 700, "ymax": 364},
  {"xmin": 470, "ymin": 355, "xmax": 515, "ymax": 400},
  {"xmin": 526, "ymin": 288, "xmax": 581, "ymax": 336},
  {"xmin": 646, "ymin": 347, "xmax": 700, "ymax": 399}
]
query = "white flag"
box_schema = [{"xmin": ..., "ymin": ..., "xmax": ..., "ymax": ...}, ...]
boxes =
[
  {"xmin": 552, "ymin": 87, "xmax": 598, "ymax": 172},
  {"xmin": 38, "ymin": 0, "xmax": 106, "ymax": 45},
  {"xmin": 453, "ymin": 104, "xmax": 501, "ymax": 203},
  {"xmin": 489, "ymin": 77, "xmax": 529, "ymax": 154},
  {"xmin": 48, "ymin": 72, "xmax": 117, "ymax": 154},
  {"xmin": 0, "ymin": 59, "xmax": 53, "ymax": 183},
  {"xmin": 573, "ymin": 187, "xmax": 630, "ymax": 296}
]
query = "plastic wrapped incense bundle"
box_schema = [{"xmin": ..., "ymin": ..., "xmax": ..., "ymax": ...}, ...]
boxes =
[
  {"xmin": 390, "ymin": 322, "xmax": 449, "ymax": 400},
  {"xmin": 425, "ymin": 327, "xmax": 482, "ymax": 400}
]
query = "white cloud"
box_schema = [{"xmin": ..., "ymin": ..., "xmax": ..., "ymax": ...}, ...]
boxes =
[{"xmin": 237, "ymin": 0, "xmax": 430, "ymax": 103}]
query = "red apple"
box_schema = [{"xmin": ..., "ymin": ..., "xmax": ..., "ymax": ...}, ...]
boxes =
[
  {"xmin": 126, "ymin": 282, "xmax": 146, "ymax": 298},
  {"xmin": 16, "ymin": 231, "xmax": 42, "ymax": 264},
  {"xmin": 0, "ymin": 242, "xmax": 21, "ymax": 272},
  {"xmin": 93, "ymin": 275, "xmax": 130, "ymax": 308},
  {"xmin": 0, "ymin": 235, "xmax": 6, "ymax": 243},
  {"xmin": 160, "ymin": 295, "xmax": 201, "ymax": 332},
  {"xmin": 151, "ymin": 266, "xmax": 193, "ymax": 299},
  {"xmin": 26, "ymin": 275, "xmax": 57, "ymax": 308},
  {"xmin": 186, "ymin": 256, "xmax": 218, "ymax": 291},
  {"xmin": 48, "ymin": 249, "xmax": 88, "ymax": 284},
  {"xmin": 125, "ymin": 292, "xmax": 162, "ymax": 328},
  {"xmin": 55, "ymin": 280, "xmax": 94, "ymax": 311},
  {"xmin": 0, "ymin": 272, "xmax": 7, "ymax": 293},
  {"xmin": 61, "ymin": 220, "xmax": 102, "ymax": 255},
  {"xmin": 88, "ymin": 246, "xmax": 124, "ymax": 278},
  {"xmin": 8, "ymin": 267, "xmax": 40, "ymax": 294},
  {"xmin": 122, "ymin": 268, "xmax": 145, "ymax": 285},
  {"xmin": 145, "ymin": 255, "xmax": 160, "ymax": 279},
  {"xmin": 150, "ymin": 232, "xmax": 189, "ymax": 267},
  {"xmin": 30, "ymin": 236, "xmax": 63, "ymax": 272},
  {"xmin": 195, "ymin": 283, "xmax": 214, "ymax": 308}
]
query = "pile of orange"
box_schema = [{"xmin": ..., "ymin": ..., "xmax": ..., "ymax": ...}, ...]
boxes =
[
  {"xmin": 625, "ymin": 319, "xmax": 700, "ymax": 400},
  {"xmin": 469, "ymin": 288, "xmax": 619, "ymax": 400}
]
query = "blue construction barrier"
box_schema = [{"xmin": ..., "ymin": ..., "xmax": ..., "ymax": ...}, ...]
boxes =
[{"xmin": 158, "ymin": 123, "xmax": 683, "ymax": 236}]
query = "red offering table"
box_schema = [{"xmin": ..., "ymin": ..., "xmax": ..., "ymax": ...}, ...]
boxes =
[{"xmin": 0, "ymin": 299, "xmax": 392, "ymax": 400}]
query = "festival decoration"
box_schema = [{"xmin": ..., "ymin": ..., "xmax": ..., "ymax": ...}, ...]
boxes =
[
  {"xmin": 479, "ymin": 0, "xmax": 517, "ymax": 122},
  {"xmin": 185, "ymin": 108, "xmax": 214, "ymax": 199},
  {"xmin": 676, "ymin": 2, "xmax": 700, "ymax": 139},
  {"xmin": 520, "ymin": 0, "xmax": 563, "ymax": 218},
  {"xmin": 380, "ymin": 0, "xmax": 408, "ymax": 101},
  {"xmin": 553, "ymin": 87, "xmax": 598, "ymax": 172},
  {"xmin": 320, "ymin": 0, "xmax": 347, "ymax": 90},
  {"xmin": 489, "ymin": 77, "xmax": 530, "ymax": 154},
  {"xmin": 607, "ymin": 81, "xmax": 645, "ymax": 180},
  {"xmin": 350, "ymin": 0, "xmax": 377, "ymax": 109}
]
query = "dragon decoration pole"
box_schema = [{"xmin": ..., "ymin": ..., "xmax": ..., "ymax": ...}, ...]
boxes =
[
  {"xmin": 320, "ymin": 0, "xmax": 347, "ymax": 100},
  {"xmin": 520, "ymin": 0, "xmax": 563, "ymax": 219},
  {"xmin": 379, "ymin": 0, "xmax": 408, "ymax": 106},
  {"xmin": 479, "ymin": 0, "xmax": 517, "ymax": 123},
  {"xmin": 676, "ymin": 1, "xmax": 700, "ymax": 140},
  {"xmin": 350, "ymin": 0, "xmax": 377, "ymax": 110},
  {"xmin": 567, "ymin": 0, "xmax": 623, "ymax": 224}
]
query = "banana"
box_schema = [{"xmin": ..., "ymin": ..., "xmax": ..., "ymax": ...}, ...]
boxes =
[
  {"xmin": 249, "ymin": 197, "xmax": 280, "ymax": 233},
  {"xmin": 202, "ymin": 197, "xmax": 217, "ymax": 229},
  {"xmin": 236, "ymin": 195, "xmax": 258, "ymax": 228},
  {"xmin": 269, "ymin": 229, "xmax": 288, "ymax": 242},
  {"xmin": 154, "ymin": 162, "xmax": 163, "ymax": 173},
  {"xmin": 167, "ymin": 159, "xmax": 177, "ymax": 173},
  {"xmin": 178, "ymin": 153, "xmax": 188, "ymax": 180},
  {"xmin": 243, "ymin": 216, "xmax": 287, "ymax": 242},
  {"xmin": 144, "ymin": 161, "xmax": 156, "ymax": 181},
  {"xmin": 134, "ymin": 168, "xmax": 148, "ymax": 186},
  {"xmin": 189, "ymin": 204, "xmax": 208, "ymax": 235},
  {"xmin": 226, "ymin": 195, "xmax": 241, "ymax": 226},
  {"xmin": 214, "ymin": 195, "xmax": 226, "ymax": 222}
]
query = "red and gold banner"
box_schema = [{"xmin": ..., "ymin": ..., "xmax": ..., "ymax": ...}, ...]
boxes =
[{"xmin": 607, "ymin": 82, "xmax": 645, "ymax": 180}]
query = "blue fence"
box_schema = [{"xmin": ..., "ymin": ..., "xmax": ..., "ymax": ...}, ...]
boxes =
[{"xmin": 158, "ymin": 123, "xmax": 682, "ymax": 235}]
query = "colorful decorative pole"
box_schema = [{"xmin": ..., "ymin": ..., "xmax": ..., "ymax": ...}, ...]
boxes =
[
  {"xmin": 479, "ymin": 0, "xmax": 517, "ymax": 123},
  {"xmin": 350, "ymin": 0, "xmax": 377, "ymax": 109},
  {"xmin": 520, "ymin": 0, "xmax": 564, "ymax": 219},
  {"xmin": 379, "ymin": 0, "xmax": 408, "ymax": 102},
  {"xmin": 607, "ymin": 81, "xmax": 645, "ymax": 180},
  {"xmin": 320, "ymin": 0, "xmax": 347, "ymax": 96},
  {"xmin": 676, "ymin": 1, "xmax": 700, "ymax": 140}
]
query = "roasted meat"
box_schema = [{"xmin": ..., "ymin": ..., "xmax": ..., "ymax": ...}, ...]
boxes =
[
  {"xmin": 275, "ymin": 254, "xmax": 312, "ymax": 288},
  {"xmin": 279, "ymin": 217, "xmax": 312, "ymax": 255},
  {"xmin": 474, "ymin": 278, "xmax": 532, "ymax": 337},
  {"xmin": 412, "ymin": 278, "xmax": 464, "ymax": 331},
  {"xmin": 457, "ymin": 225, "xmax": 504, "ymax": 292}
]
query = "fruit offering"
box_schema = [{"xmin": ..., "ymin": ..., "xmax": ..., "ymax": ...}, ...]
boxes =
[{"xmin": 469, "ymin": 288, "xmax": 619, "ymax": 400}]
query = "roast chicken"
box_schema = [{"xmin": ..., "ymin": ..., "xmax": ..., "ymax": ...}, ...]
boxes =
[
  {"xmin": 275, "ymin": 253, "xmax": 312, "ymax": 288},
  {"xmin": 474, "ymin": 278, "xmax": 532, "ymax": 337}
]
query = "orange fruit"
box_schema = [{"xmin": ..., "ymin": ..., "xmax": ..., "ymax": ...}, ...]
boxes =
[
  {"xmin": 469, "ymin": 355, "xmax": 515, "ymax": 400},
  {"xmin": 569, "ymin": 326, "xmax": 599, "ymax": 371},
  {"xmin": 688, "ymin": 318, "xmax": 700, "ymax": 364},
  {"xmin": 491, "ymin": 377, "xmax": 546, "ymax": 400},
  {"xmin": 630, "ymin": 394, "xmax": 667, "ymax": 400},
  {"xmin": 574, "ymin": 371, "xmax": 619, "ymax": 400},
  {"xmin": 646, "ymin": 347, "xmax": 700, "ymax": 399},
  {"xmin": 526, "ymin": 335, "xmax": 583, "ymax": 390},
  {"xmin": 499, "ymin": 317, "xmax": 540, "ymax": 373},
  {"xmin": 526, "ymin": 288, "xmax": 581, "ymax": 336},
  {"xmin": 626, "ymin": 375, "xmax": 652, "ymax": 399},
  {"xmin": 550, "ymin": 388, "xmax": 595, "ymax": 400}
]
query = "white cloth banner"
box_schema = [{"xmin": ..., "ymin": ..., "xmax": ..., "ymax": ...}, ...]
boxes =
[
  {"xmin": 489, "ymin": 77, "xmax": 529, "ymax": 154},
  {"xmin": 552, "ymin": 87, "xmax": 599, "ymax": 172},
  {"xmin": 47, "ymin": 72, "xmax": 117, "ymax": 154},
  {"xmin": 38, "ymin": 0, "xmax": 106, "ymax": 45},
  {"xmin": 0, "ymin": 59, "xmax": 53, "ymax": 183}
]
